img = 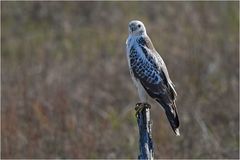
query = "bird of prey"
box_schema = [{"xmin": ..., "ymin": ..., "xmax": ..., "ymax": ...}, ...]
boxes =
[{"xmin": 126, "ymin": 20, "xmax": 180, "ymax": 136}]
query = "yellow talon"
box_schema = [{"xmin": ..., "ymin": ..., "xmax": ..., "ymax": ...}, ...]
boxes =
[{"xmin": 135, "ymin": 103, "xmax": 151, "ymax": 117}]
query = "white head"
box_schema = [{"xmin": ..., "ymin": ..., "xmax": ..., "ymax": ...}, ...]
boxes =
[{"xmin": 128, "ymin": 20, "xmax": 147, "ymax": 36}]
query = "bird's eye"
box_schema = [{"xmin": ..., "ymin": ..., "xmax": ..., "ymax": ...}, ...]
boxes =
[{"xmin": 138, "ymin": 24, "xmax": 141, "ymax": 28}]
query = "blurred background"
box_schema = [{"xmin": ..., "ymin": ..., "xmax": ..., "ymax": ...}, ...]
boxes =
[{"xmin": 1, "ymin": 1, "xmax": 239, "ymax": 159}]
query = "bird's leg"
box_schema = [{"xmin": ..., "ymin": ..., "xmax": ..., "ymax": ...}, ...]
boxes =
[{"xmin": 135, "ymin": 103, "xmax": 151, "ymax": 117}]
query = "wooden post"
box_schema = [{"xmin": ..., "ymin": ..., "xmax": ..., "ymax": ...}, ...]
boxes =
[{"xmin": 135, "ymin": 103, "xmax": 154, "ymax": 160}]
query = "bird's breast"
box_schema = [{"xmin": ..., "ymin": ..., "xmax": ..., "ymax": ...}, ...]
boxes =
[{"xmin": 128, "ymin": 45, "xmax": 161, "ymax": 84}]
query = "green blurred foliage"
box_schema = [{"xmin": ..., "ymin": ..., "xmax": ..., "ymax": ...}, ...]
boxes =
[{"xmin": 1, "ymin": 1, "xmax": 239, "ymax": 159}]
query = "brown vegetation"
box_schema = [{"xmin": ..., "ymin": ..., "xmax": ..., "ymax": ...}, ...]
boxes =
[{"xmin": 1, "ymin": 1, "xmax": 239, "ymax": 158}]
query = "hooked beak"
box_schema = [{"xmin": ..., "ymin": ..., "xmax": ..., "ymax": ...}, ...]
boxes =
[{"xmin": 129, "ymin": 23, "xmax": 137, "ymax": 32}]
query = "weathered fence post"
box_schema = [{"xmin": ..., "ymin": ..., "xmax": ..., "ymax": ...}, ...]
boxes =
[{"xmin": 135, "ymin": 103, "xmax": 154, "ymax": 160}]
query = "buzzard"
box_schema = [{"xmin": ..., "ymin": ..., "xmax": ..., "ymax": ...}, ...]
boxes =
[{"xmin": 126, "ymin": 20, "xmax": 180, "ymax": 136}]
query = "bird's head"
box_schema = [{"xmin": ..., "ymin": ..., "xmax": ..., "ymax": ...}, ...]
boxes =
[{"xmin": 128, "ymin": 20, "xmax": 146, "ymax": 36}]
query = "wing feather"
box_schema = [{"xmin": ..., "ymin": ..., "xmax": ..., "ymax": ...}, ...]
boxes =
[{"xmin": 130, "ymin": 36, "xmax": 176, "ymax": 102}]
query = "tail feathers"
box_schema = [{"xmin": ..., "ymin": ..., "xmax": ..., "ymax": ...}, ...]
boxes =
[
  {"xmin": 165, "ymin": 108, "xmax": 180, "ymax": 136},
  {"xmin": 175, "ymin": 128, "xmax": 180, "ymax": 136},
  {"xmin": 157, "ymin": 100, "xmax": 180, "ymax": 136}
]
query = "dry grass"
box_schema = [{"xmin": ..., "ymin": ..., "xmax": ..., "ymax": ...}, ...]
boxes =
[{"xmin": 1, "ymin": 1, "xmax": 239, "ymax": 159}]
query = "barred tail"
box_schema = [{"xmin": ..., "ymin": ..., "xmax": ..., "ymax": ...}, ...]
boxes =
[{"xmin": 157, "ymin": 100, "xmax": 180, "ymax": 136}]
